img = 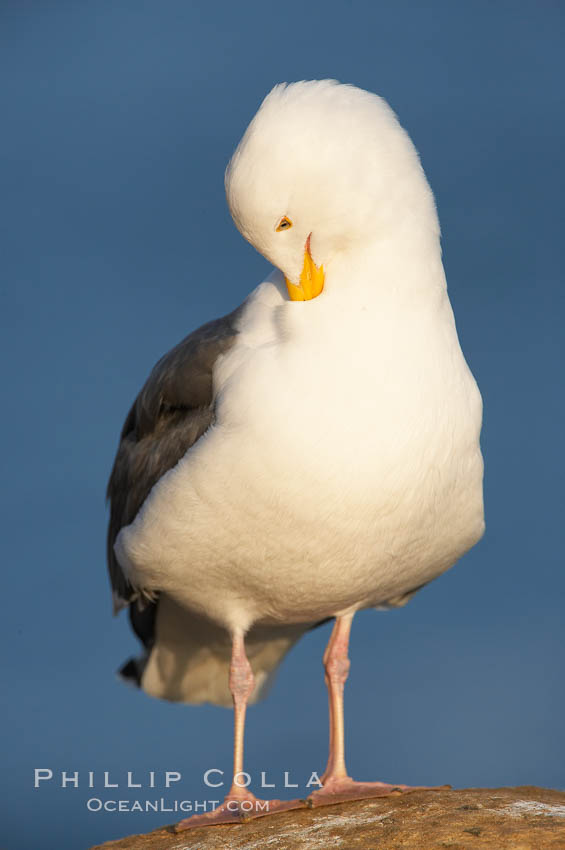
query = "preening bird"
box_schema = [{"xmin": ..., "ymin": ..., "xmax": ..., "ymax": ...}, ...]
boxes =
[{"xmin": 107, "ymin": 80, "xmax": 484, "ymax": 829}]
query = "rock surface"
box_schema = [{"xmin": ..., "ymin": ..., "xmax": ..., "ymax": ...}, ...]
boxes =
[{"xmin": 90, "ymin": 787, "xmax": 565, "ymax": 850}]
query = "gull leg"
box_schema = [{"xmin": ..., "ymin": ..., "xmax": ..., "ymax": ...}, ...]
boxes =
[
  {"xmin": 176, "ymin": 630, "xmax": 306, "ymax": 830},
  {"xmin": 308, "ymin": 614, "xmax": 448, "ymax": 808},
  {"xmin": 319, "ymin": 612, "xmax": 353, "ymax": 784}
]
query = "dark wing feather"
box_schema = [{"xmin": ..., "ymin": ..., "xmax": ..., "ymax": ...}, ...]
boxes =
[{"xmin": 106, "ymin": 305, "xmax": 244, "ymax": 614}]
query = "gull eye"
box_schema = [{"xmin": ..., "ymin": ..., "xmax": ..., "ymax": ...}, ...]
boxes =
[{"xmin": 276, "ymin": 216, "xmax": 293, "ymax": 232}]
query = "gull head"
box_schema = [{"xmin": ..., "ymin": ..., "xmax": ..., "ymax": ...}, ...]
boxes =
[{"xmin": 225, "ymin": 79, "xmax": 438, "ymax": 300}]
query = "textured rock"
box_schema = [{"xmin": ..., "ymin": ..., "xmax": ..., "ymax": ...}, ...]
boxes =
[{"xmin": 90, "ymin": 786, "xmax": 565, "ymax": 850}]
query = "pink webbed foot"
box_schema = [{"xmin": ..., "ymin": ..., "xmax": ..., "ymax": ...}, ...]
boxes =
[
  {"xmin": 308, "ymin": 776, "xmax": 451, "ymax": 808},
  {"xmin": 175, "ymin": 790, "xmax": 306, "ymax": 830}
]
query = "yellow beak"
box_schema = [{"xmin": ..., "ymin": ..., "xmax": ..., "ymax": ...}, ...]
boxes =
[{"xmin": 285, "ymin": 235, "xmax": 325, "ymax": 301}]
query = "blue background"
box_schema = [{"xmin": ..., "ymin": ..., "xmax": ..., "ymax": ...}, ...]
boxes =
[{"xmin": 2, "ymin": 2, "xmax": 563, "ymax": 848}]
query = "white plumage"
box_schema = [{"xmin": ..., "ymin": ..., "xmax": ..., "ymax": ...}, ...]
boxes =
[{"xmin": 109, "ymin": 80, "xmax": 484, "ymax": 823}]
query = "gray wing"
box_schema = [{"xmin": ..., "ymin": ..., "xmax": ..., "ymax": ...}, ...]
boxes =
[{"xmin": 106, "ymin": 304, "xmax": 244, "ymax": 627}]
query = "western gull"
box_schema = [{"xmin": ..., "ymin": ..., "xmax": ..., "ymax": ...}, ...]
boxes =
[{"xmin": 107, "ymin": 79, "xmax": 484, "ymax": 829}]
